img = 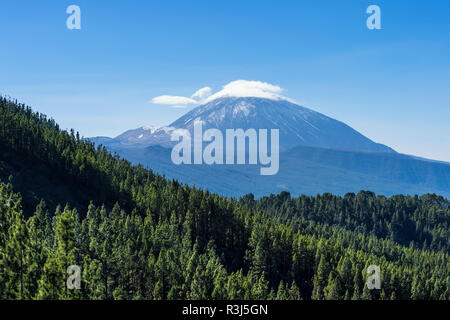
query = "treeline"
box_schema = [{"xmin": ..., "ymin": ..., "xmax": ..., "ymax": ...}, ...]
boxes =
[
  {"xmin": 0, "ymin": 97, "xmax": 449, "ymax": 300},
  {"xmin": 242, "ymin": 191, "xmax": 449, "ymax": 252}
]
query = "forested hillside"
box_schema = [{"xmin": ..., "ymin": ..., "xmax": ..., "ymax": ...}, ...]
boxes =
[
  {"xmin": 246, "ymin": 191, "xmax": 449, "ymax": 252},
  {"xmin": 0, "ymin": 97, "xmax": 449, "ymax": 300}
]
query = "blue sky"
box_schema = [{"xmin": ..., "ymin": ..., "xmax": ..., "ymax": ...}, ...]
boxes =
[{"xmin": 1, "ymin": 0, "xmax": 449, "ymax": 161}]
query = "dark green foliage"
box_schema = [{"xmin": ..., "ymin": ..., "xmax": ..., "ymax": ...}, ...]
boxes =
[
  {"xmin": 249, "ymin": 191, "xmax": 449, "ymax": 252},
  {"xmin": 0, "ymin": 97, "xmax": 449, "ymax": 300}
]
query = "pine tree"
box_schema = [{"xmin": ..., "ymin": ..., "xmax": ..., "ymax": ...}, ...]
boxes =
[
  {"xmin": 288, "ymin": 281, "xmax": 302, "ymax": 300},
  {"xmin": 38, "ymin": 207, "xmax": 78, "ymax": 299},
  {"xmin": 312, "ymin": 256, "xmax": 329, "ymax": 300},
  {"xmin": 2, "ymin": 208, "xmax": 29, "ymax": 299},
  {"xmin": 324, "ymin": 273, "xmax": 341, "ymax": 300},
  {"xmin": 275, "ymin": 281, "xmax": 290, "ymax": 300}
]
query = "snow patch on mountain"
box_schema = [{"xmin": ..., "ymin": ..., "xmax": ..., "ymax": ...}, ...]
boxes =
[
  {"xmin": 232, "ymin": 100, "xmax": 255, "ymax": 117},
  {"xmin": 143, "ymin": 126, "xmax": 161, "ymax": 133}
]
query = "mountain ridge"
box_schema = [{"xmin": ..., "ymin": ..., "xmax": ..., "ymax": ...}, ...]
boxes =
[
  {"xmin": 91, "ymin": 97, "xmax": 395, "ymax": 153},
  {"xmin": 87, "ymin": 96, "xmax": 450, "ymax": 198}
]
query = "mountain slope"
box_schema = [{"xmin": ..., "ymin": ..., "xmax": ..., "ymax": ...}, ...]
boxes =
[
  {"xmin": 88, "ymin": 97, "xmax": 450, "ymax": 199},
  {"xmin": 110, "ymin": 144, "xmax": 450, "ymax": 199},
  {"xmin": 170, "ymin": 97, "xmax": 394, "ymax": 152},
  {"xmin": 93, "ymin": 97, "xmax": 394, "ymax": 153}
]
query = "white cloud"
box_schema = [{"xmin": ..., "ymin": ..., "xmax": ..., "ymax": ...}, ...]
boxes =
[
  {"xmin": 205, "ymin": 80, "xmax": 288, "ymax": 102},
  {"xmin": 151, "ymin": 80, "xmax": 292, "ymax": 108},
  {"xmin": 191, "ymin": 87, "xmax": 212, "ymax": 100},
  {"xmin": 151, "ymin": 95, "xmax": 197, "ymax": 106}
]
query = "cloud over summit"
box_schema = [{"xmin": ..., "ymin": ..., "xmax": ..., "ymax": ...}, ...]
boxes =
[{"xmin": 151, "ymin": 80, "xmax": 291, "ymax": 108}]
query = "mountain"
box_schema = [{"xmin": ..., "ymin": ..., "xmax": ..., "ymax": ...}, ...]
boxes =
[
  {"xmin": 88, "ymin": 96, "xmax": 450, "ymax": 198},
  {"xmin": 91, "ymin": 126, "xmax": 177, "ymax": 148},
  {"xmin": 94, "ymin": 97, "xmax": 395, "ymax": 153},
  {"xmin": 114, "ymin": 144, "xmax": 450, "ymax": 199},
  {"xmin": 170, "ymin": 97, "xmax": 395, "ymax": 152}
]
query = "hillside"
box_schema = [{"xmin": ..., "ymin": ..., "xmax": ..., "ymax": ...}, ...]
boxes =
[
  {"xmin": 0, "ymin": 97, "xmax": 449, "ymax": 300},
  {"xmin": 103, "ymin": 144, "xmax": 450, "ymax": 199}
]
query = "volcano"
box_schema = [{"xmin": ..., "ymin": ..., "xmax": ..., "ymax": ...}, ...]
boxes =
[
  {"xmin": 88, "ymin": 96, "xmax": 450, "ymax": 198},
  {"xmin": 93, "ymin": 96, "xmax": 395, "ymax": 154}
]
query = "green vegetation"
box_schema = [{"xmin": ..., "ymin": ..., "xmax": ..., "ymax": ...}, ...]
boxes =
[{"xmin": 0, "ymin": 97, "xmax": 449, "ymax": 300}]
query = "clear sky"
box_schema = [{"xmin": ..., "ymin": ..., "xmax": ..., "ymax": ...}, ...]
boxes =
[{"xmin": 1, "ymin": 0, "xmax": 449, "ymax": 161}]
